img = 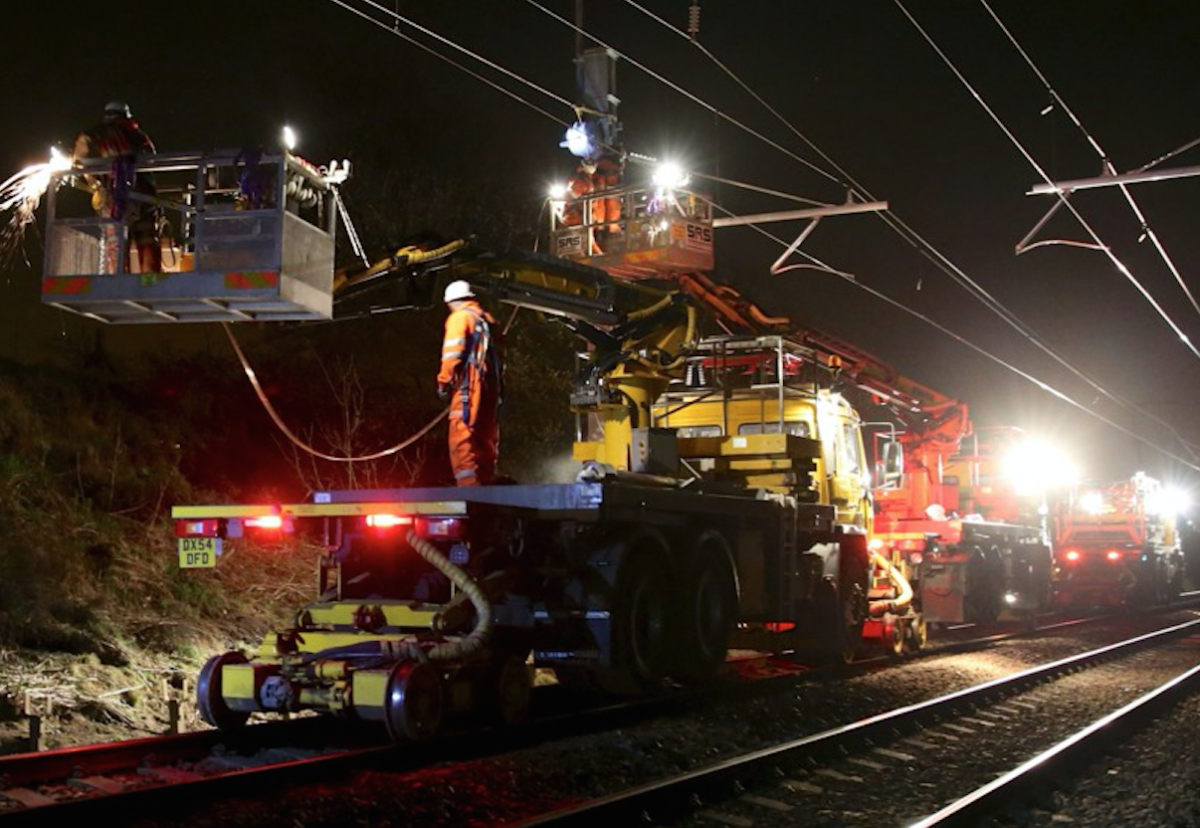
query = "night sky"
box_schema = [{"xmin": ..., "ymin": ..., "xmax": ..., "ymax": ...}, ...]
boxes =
[{"xmin": 2, "ymin": 1, "xmax": 1198, "ymax": 489}]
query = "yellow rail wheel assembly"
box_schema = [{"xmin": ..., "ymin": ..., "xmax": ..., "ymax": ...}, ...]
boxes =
[
  {"xmin": 381, "ymin": 660, "xmax": 445, "ymax": 742},
  {"xmin": 197, "ymin": 651, "xmax": 252, "ymax": 731}
]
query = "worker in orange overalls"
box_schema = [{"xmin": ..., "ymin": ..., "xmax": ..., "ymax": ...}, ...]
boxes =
[
  {"xmin": 591, "ymin": 152, "xmax": 623, "ymax": 234},
  {"xmin": 437, "ymin": 280, "xmax": 503, "ymax": 486},
  {"xmin": 73, "ymin": 101, "xmax": 161, "ymax": 273},
  {"xmin": 561, "ymin": 162, "xmax": 593, "ymax": 228}
]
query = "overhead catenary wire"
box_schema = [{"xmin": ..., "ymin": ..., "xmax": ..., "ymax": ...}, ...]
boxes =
[
  {"xmin": 320, "ymin": 1, "xmax": 1200, "ymax": 469},
  {"xmin": 324, "ymin": 0, "xmax": 571, "ymax": 129},
  {"xmin": 978, "ymin": 0, "xmax": 1200, "ymax": 324},
  {"xmin": 625, "ymin": 0, "xmax": 1200, "ymax": 463},
  {"xmin": 731, "ymin": 216, "xmax": 1200, "ymax": 474},
  {"xmin": 520, "ymin": 0, "xmax": 844, "ymax": 187},
  {"xmin": 892, "ymin": 0, "xmax": 1200, "ymax": 364}
]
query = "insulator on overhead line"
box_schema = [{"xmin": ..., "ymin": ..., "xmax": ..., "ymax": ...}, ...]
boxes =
[{"xmin": 688, "ymin": 2, "xmax": 701, "ymax": 40}]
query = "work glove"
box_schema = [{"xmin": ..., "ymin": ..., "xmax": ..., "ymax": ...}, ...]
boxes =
[{"xmin": 437, "ymin": 383, "xmax": 450, "ymax": 401}]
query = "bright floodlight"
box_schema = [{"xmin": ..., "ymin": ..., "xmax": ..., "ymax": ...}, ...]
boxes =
[
  {"xmin": 652, "ymin": 161, "xmax": 689, "ymax": 190},
  {"xmin": 1079, "ymin": 490, "xmax": 1105, "ymax": 515},
  {"xmin": 282, "ymin": 125, "xmax": 297, "ymax": 151},
  {"xmin": 1004, "ymin": 439, "xmax": 1077, "ymax": 497},
  {"xmin": 548, "ymin": 182, "xmax": 568, "ymax": 200},
  {"xmin": 1158, "ymin": 486, "xmax": 1191, "ymax": 517}
]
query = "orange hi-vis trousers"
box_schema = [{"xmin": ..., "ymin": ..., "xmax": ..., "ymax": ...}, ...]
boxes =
[{"xmin": 448, "ymin": 404, "xmax": 498, "ymax": 486}]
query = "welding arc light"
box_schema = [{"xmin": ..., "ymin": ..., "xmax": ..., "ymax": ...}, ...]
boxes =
[
  {"xmin": 652, "ymin": 161, "xmax": 689, "ymax": 190},
  {"xmin": 548, "ymin": 182, "xmax": 569, "ymax": 200},
  {"xmin": 560, "ymin": 121, "xmax": 595, "ymax": 160},
  {"xmin": 282, "ymin": 125, "xmax": 297, "ymax": 151}
]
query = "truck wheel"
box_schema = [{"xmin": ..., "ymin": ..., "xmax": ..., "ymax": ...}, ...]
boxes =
[
  {"xmin": 904, "ymin": 614, "xmax": 928, "ymax": 651},
  {"xmin": 483, "ymin": 655, "xmax": 532, "ymax": 727},
  {"xmin": 965, "ymin": 546, "xmax": 1000, "ymax": 623},
  {"xmin": 817, "ymin": 576, "xmax": 865, "ymax": 664},
  {"xmin": 604, "ymin": 551, "xmax": 672, "ymax": 695},
  {"xmin": 675, "ymin": 531, "xmax": 737, "ymax": 683},
  {"xmin": 384, "ymin": 660, "xmax": 444, "ymax": 742},
  {"xmin": 197, "ymin": 651, "xmax": 251, "ymax": 731}
]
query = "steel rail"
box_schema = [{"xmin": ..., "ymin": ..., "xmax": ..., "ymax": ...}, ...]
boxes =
[
  {"xmin": 1, "ymin": 604, "xmax": 1194, "ymax": 822},
  {"xmin": 508, "ymin": 618, "xmax": 1200, "ymax": 826},
  {"xmin": 908, "ymin": 661, "xmax": 1200, "ymax": 827}
]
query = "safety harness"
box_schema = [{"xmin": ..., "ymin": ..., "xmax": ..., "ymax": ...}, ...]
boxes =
[{"xmin": 458, "ymin": 306, "xmax": 503, "ymax": 426}]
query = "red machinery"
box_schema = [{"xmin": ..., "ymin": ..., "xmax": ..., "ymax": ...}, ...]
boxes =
[
  {"xmin": 1052, "ymin": 473, "xmax": 1184, "ymax": 607},
  {"xmin": 802, "ymin": 331, "xmax": 1056, "ymax": 626}
]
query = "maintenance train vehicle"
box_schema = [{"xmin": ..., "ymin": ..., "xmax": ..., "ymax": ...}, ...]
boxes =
[{"xmin": 37, "ymin": 116, "xmax": 1185, "ymax": 740}]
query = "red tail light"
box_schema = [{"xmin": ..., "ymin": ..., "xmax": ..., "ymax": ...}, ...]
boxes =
[
  {"xmin": 245, "ymin": 515, "xmax": 284, "ymax": 530},
  {"xmin": 1064, "ymin": 549, "xmax": 1081, "ymax": 562},
  {"xmin": 366, "ymin": 514, "xmax": 414, "ymax": 530},
  {"xmin": 1105, "ymin": 549, "xmax": 1122, "ymax": 562}
]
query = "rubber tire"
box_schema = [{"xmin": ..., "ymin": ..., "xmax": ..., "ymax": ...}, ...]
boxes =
[
  {"xmin": 483, "ymin": 655, "xmax": 532, "ymax": 727},
  {"xmin": 601, "ymin": 552, "xmax": 673, "ymax": 695},
  {"xmin": 384, "ymin": 660, "xmax": 444, "ymax": 742},
  {"xmin": 816, "ymin": 577, "xmax": 864, "ymax": 665},
  {"xmin": 904, "ymin": 615, "xmax": 928, "ymax": 652},
  {"xmin": 196, "ymin": 651, "xmax": 251, "ymax": 731},
  {"xmin": 675, "ymin": 533, "xmax": 738, "ymax": 683},
  {"xmin": 887, "ymin": 619, "xmax": 905, "ymax": 656},
  {"xmin": 965, "ymin": 547, "xmax": 1000, "ymax": 623}
]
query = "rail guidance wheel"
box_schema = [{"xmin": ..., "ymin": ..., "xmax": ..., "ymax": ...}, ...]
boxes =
[
  {"xmin": 197, "ymin": 651, "xmax": 251, "ymax": 731},
  {"xmin": 384, "ymin": 660, "xmax": 444, "ymax": 742}
]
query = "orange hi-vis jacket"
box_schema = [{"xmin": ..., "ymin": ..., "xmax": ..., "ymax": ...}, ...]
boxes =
[
  {"xmin": 438, "ymin": 299, "xmax": 501, "ymax": 425},
  {"xmin": 438, "ymin": 300, "xmax": 502, "ymax": 484}
]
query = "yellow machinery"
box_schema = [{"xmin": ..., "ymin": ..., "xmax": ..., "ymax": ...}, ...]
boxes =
[{"xmin": 172, "ymin": 158, "xmax": 910, "ymax": 739}]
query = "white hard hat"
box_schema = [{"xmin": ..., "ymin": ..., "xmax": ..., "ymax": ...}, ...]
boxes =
[
  {"xmin": 104, "ymin": 100, "xmax": 131, "ymax": 121},
  {"xmin": 443, "ymin": 280, "xmax": 475, "ymax": 303}
]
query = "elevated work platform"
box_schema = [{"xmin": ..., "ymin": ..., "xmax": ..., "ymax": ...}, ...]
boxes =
[
  {"xmin": 549, "ymin": 183, "xmax": 714, "ymax": 278},
  {"xmin": 41, "ymin": 149, "xmax": 342, "ymax": 324}
]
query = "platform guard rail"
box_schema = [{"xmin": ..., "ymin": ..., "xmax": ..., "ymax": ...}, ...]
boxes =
[{"xmin": 41, "ymin": 149, "xmax": 340, "ymax": 324}]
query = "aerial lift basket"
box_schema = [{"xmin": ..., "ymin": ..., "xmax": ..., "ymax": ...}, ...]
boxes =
[
  {"xmin": 41, "ymin": 149, "xmax": 340, "ymax": 324},
  {"xmin": 549, "ymin": 183, "xmax": 714, "ymax": 279}
]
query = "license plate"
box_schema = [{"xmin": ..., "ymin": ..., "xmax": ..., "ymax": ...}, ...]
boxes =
[{"xmin": 178, "ymin": 537, "xmax": 221, "ymax": 568}]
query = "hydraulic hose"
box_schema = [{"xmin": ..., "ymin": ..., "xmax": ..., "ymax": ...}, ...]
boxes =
[
  {"xmin": 302, "ymin": 531, "xmax": 493, "ymax": 667},
  {"xmin": 868, "ymin": 548, "xmax": 915, "ymax": 616},
  {"xmin": 400, "ymin": 530, "xmax": 493, "ymax": 662}
]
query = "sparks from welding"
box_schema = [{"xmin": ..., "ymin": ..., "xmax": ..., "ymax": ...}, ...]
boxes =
[{"xmin": 0, "ymin": 147, "xmax": 73, "ymax": 265}]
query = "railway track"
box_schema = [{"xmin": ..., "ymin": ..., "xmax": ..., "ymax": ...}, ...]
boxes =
[
  {"xmin": 507, "ymin": 617, "xmax": 1200, "ymax": 827},
  {"xmin": 1, "ymin": 604, "xmax": 1195, "ymax": 825}
]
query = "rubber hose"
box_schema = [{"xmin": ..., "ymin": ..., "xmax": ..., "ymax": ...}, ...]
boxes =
[
  {"xmin": 402, "ymin": 530, "xmax": 493, "ymax": 662},
  {"xmin": 868, "ymin": 548, "xmax": 915, "ymax": 616}
]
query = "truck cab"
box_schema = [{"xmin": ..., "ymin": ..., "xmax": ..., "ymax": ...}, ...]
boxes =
[{"xmin": 650, "ymin": 334, "xmax": 872, "ymax": 533}]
